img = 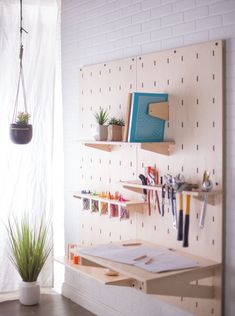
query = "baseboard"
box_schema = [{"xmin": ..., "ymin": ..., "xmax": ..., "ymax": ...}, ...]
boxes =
[{"xmin": 62, "ymin": 282, "xmax": 123, "ymax": 316}]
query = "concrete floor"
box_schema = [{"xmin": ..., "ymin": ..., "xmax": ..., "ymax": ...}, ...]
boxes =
[{"xmin": 0, "ymin": 292, "xmax": 95, "ymax": 316}]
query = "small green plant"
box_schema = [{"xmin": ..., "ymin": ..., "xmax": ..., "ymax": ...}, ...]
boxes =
[
  {"xmin": 16, "ymin": 112, "xmax": 31, "ymax": 125},
  {"xmin": 94, "ymin": 108, "xmax": 109, "ymax": 125},
  {"xmin": 7, "ymin": 215, "xmax": 52, "ymax": 282},
  {"xmin": 108, "ymin": 117, "xmax": 125, "ymax": 126}
]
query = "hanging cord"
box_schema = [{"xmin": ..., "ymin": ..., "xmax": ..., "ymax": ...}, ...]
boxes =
[{"xmin": 12, "ymin": 0, "xmax": 28, "ymax": 123}]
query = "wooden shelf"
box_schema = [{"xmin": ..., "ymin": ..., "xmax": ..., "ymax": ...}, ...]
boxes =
[
  {"xmin": 55, "ymin": 240, "xmax": 221, "ymax": 299},
  {"xmin": 80, "ymin": 141, "xmax": 175, "ymax": 156},
  {"xmin": 54, "ymin": 256, "xmax": 132, "ymax": 286},
  {"xmin": 121, "ymin": 181, "xmax": 222, "ymax": 205},
  {"xmin": 73, "ymin": 192, "xmax": 145, "ymax": 213}
]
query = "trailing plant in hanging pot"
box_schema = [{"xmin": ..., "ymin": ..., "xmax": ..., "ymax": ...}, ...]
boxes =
[
  {"xmin": 107, "ymin": 117, "xmax": 125, "ymax": 141},
  {"xmin": 10, "ymin": 112, "xmax": 33, "ymax": 145},
  {"xmin": 6, "ymin": 215, "xmax": 52, "ymax": 306},
  {"xmin": 93, "ymin": 108, "xmax": 109, "ymax": 141},
  {"xmin": 10, "ymin": 0, "xmax": 32, "ymax": 145}
]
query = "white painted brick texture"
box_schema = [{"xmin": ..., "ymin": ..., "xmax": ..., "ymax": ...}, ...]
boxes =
[{"xmin": 62, "ymin": 1, "xmax": 235, "ymax": 315}]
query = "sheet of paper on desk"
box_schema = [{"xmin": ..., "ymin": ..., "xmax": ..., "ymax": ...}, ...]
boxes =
[
  {"xmin": 79, "ymin": 245, "xmax": 199, "ymax": 272},
  {"xmin": 134, "ymin": 250, "xmax": 199, "ymax": 273}
]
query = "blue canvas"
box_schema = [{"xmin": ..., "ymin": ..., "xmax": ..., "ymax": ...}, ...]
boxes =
[{"xmin": 128, "ymin": 92, "xmax": 168, "ymax": 143}]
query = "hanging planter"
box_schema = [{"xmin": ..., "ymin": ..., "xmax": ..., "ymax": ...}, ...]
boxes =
[
  {"xmin": 10, "ymin": 0, "xmax": 32, "ymax": 145},
  {"xmin": 10, "ymin": 112, "xmax": 32, "ymax": 144}
]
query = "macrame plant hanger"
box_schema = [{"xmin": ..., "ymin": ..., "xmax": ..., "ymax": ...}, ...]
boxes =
[{"xmin": 10, "ymin": 0, "xmax": 33, "ymax": 145}]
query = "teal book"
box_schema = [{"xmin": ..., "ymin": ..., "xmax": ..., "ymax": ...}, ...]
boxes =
[{"xmin": 128, "ymin": 92, "xmax": 168, "ymax": 143}]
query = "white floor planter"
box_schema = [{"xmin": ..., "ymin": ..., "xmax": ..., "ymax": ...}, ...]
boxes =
[{"xmin": 19, "ymin": 281, "xmax": 40, "ymax": 305}]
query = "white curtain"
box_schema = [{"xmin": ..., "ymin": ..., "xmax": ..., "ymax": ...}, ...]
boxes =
[{"xmin": 0, "ymin": 0, "xmax": 63, "ymax": 291}]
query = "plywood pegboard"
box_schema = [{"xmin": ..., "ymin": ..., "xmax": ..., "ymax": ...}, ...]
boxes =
[{"xmin": 76, "ymin": 40, "xmax": 224, "ymax": 316}]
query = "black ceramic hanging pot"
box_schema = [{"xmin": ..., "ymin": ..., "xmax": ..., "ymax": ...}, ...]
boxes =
[
  {"xmin": 10, "ymin": 0, "xmax": 32, "ymax": 145},
  {"xmin": 10, "ymin": 123, "xmax": 33, "ymax": 145}
]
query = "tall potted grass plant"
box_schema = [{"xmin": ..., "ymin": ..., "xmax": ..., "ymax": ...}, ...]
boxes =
[{"xmin": 7, "ymin": 215, "xmax": 52, "ymax": 305}]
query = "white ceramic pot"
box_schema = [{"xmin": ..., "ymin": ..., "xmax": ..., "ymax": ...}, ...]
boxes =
[{"xmin": 19, "ymin": 281, "xmax": 40, "ymax": 305}]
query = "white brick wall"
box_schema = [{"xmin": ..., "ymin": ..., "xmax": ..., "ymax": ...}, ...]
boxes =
[{"xmin": 61, "ymin": 1, "xmax": 235, "ymax": 315}]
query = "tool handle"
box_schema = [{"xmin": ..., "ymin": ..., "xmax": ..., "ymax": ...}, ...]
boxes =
[
  {"xmin": 183, "ymin": 194, "xmax": 191, "ymax": 247},
  {"xmin": 177, "ymin": 193, "xmax": 183, "ymax": 240},
  {"xmin": 183, "ymin": 215, "xmax": 190, "ymax": 247},
  {"xmin": 199, "ymin": 195, "xmax": 208, "ymax": 229},
  {"xmin": 177, "ymin": 210, "xmax": 183, "ymax": 241}
]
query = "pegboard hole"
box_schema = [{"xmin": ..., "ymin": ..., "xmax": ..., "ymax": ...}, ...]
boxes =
[
  {"xmin": 90, "ymin": 226, "xmax": 92, "ymax": 231},
  {"xmin": 119, "ymin": 235, "xmax": 122, "ymax": 240},
  {"xmin": 196, "ymin": 52, "xmax": 199, "ymax": 59},
  {"xmin": 167, "ymin": 58, "xmax": 169, "ymax": 64},
  {"xmin": 181, "ymin": 144, "xmax": 184, "ymax": 150},
  {"xmin": 181, "ymin": 99, "xmax": 184, "ymax": 106},
  {"xmin": 181, "ymin": 56, "xmax": 183, "ymax": 62},
  {"xmin": 181, "ymin": 166, "xmax": 184, "ymax": 172},
  {"xmin": 99, "ymin": 159, "xmax": 101, "ymax": 164},
  {"xmin": 213, "ymin": 97, "xmax": 215, "ymax": 104},
  {"xmin": 99, "ymin": 70, "xmax": 102, "ymax": 75},
  {"xmin": 141, "ymin": 82, "xmax": 144, "ymax": 88},
  {"xmin": 90, "ymin": 72, "xmax": 92, "ymax": 77},
  {"xmin": 141, "ymin": 62, "xmax": 144, "ymax": 68},
  {"xmin": 212, "ymin": 216, "xmax": 215, "ymax": 222},
  {"xmin": 167, "ymin": 228, "xmax": 170, "ymax": 234},
  {"xmin": 181, "ymin": 122, "xmax": 184, "ymax": 128},
  {"xmin": 130, "ymin": 64, "xmax": 132, "ymax": 70},
  {"xmin": 119, "ymin": 104, "xmax": 121, "ymax": 109},
  {"xmin": 196, "ymin": 235, "xmax": 199, "ymax": 242},
  {"xmin": 119, "ymin": 160, "xmax": 122, "ymax": 166},
  {"xmin": 130, "ymin": 161, "xmax": 133, "ymax": 167},
  {"xmin": 174, "ymin": 50, "xmax": 176, "ymax": 53},
  {"xmin": 100, "ymin": 229, "xmax": 102, "ymax": 234},
  {"xmin": 109, "ymin": 160, "xmax": 111, "ymax": 165},
  {"xmin": 213, "ymin": 121, "xmax": 215, "ymax": 128},
  {"xmin": 154, "ymin": 60, "xmax": 157, "ymax": 66},
  {"xmin": 82, "ymin": 224, "xmax": 84, "ymax": 228},
  {"xmin": 130, "ymin": 83, "xmax": 133, "ymax": 89},
  {"xmin": 167, "ymin": 79, "xmax": 170, "ymax": 85},
  {"xmin": 104, "ymin": 63, "xmax": 106, "ymax": 67},
  {"xmin": 109, "ymin": 178, "xmax": 111, "ymax": 183},
  {"xmin": 82, "ymin": 90, "xmax": 84, "ymax": 95},
  {"xmin": 213, "ymin": 169, "xmax": 215, "ymax": 175},
  {"xmin": 167, "ymin": 165, "xmax": 170, "ymax": 171},
  {"xmin": 180, "ymin": 297, "xmax": 183, "ymax": 302},
  {"xmin": 109, "ymin": 232, "xmax": 111, "ymax": 237},
  {"xmin": 195, "ymin": 302, "xmax": 199, "ymax": 308},
  {"xmin": 142, "ymin": 162, "xmax": 144, "ymax": 168},
  {"xmin": 142, "ymin": 222, "xmax": 144, "ymax": 228},
  {"xmin": 90, "ymin": 89, "xmax": 92, "ymax": 94},
  {"xmin": 196, "ymin": 167, "xmax": 199, "ymax": 174},
  {"xmin": 212, "ymin": 239, "xmax": 215, "ymax": 246},
  {"xmin": 154, "ymin": 225, "xmax": 156, "ymax": 231},
  {"xmin": 81, "ymin": 124, "xmax": 84, "ymax": 129},
  {"xmin": 196, "ymin": 121, "xmax": 199, "ymax": 128},
  {"xmin": 212, "ymin": 50, "xmax": 215, "ymax": 56},
  {"xmin": 213, "ymin": 145, "xmax": 215, "ymax": 151},
  {"xmin": 90, "ymin": 176, "xmax": 92, "ymax": 181},
  {"xmin": 99, "ymin": 177, "xmax": 102, "ymax": 181},
  {"xmin": 196, "ymin": 75, "xmax": 199, "ymax": 82},
  {"xmin": 167, "ymin": 122, "xmax": 170, "ymax": 128},
  {"xmin": 196, "ymin": 213, "xmax": 199, "ymax": 219},
  {"xmin": 211, "ymin": 307, "xmax": 215, "ymax": 314},
  {"xmin": 196, "ymin": 144, "xmax": 199, "ymax": 151},
  {"xmin": 109, "ymin": 86, "xmax": 111, "ymax": 92},
  {"xmin": 109, "ymin": 68, "xmax": 111, "ymax": 73},
  {"xmin": 154, "ymin": 81, "xmax": 156, "ymax": 87},
  {"xmin": 196, "ymin": 98, "xmax": 199, "ymax": 105},
  {"xmin": 181, "ymin": 77, "xmax": 184, "ymax": 84},
  {"xmin": 213, "ymin": 74, "xmax": 215, "ymax": 80},
  {"xmin": 139, "ymin": 57, "xmax": 141, "ymax": 60},
  {"xmin": 130, "ymin": 219, "xmax": 132, "ymax": 224},
  {"xmin": 109, "ymin": 105, "xmax": 111, "ymax": 110}
]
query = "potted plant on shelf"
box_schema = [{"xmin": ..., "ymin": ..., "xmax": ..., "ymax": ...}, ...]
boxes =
[
  {"xmin": 93, "ymin": 108, "xmax": 109, "ymax": 141},
  {"xmin": 107, "ymin": 117, "xmax": 125, "ymax": 141},
  {"xmin": 6, "ymin": 215, "xmax": 52, "ymax": 306},
  {"xmin": 10, "ymin": 112, "xmax": 33, "ymax": 144}
]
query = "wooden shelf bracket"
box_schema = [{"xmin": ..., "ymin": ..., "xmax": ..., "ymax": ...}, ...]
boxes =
[{"xmin": 148, "ymin": 101, "xmax": 169, "ymax": 121}]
